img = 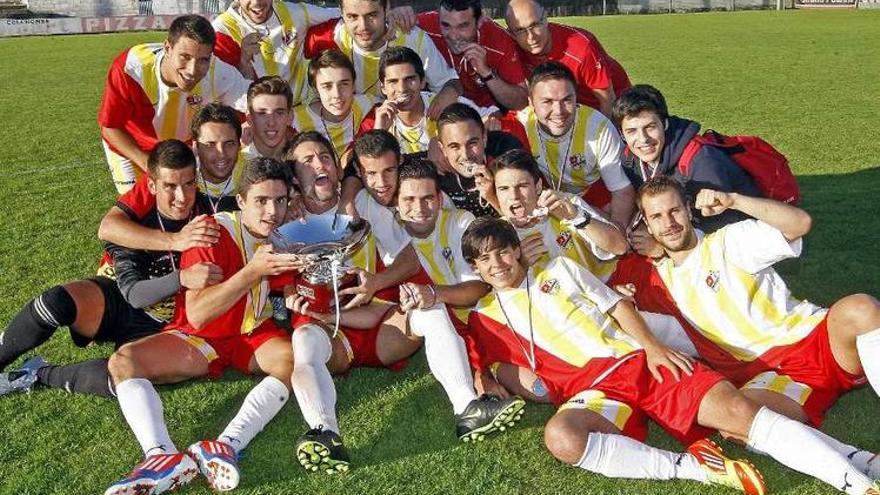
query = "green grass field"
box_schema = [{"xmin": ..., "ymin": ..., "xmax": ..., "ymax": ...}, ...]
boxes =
[{"xmin": 0, "ymin": 8, "xmax": 878, "ymax": 495}]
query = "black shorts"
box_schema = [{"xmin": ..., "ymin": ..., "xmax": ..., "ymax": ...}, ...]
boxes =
[{"xmin": 69, "ymin": 277, "xmax": 163, "ymax": 348}]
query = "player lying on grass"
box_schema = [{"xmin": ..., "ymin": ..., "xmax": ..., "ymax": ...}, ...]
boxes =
[
  {"xmin": 283, "ymin": 131, "xmax": 523, "ymax": 474},
  {"xmin": 460, "ymin": 216, "xmax": 880, "ymax": 494},
  {"xmin": 0, "ymin": 141, "xmax": 220, "ymax": 398},
  {"xmin": 609, "ymin": 176, "xmax": 880, "ymax": 477},
  {"xmin": 104, "ymin": 157, "xmax": 302, "ymax": 495}
]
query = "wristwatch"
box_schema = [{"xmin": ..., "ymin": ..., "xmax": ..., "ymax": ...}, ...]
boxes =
[
  {"xmin": 479, "ymin": 70, "xmax": 496, "ymax": 83},
  {"xmin": 568, "ymin": 208, "xmax": 593, "ymax": 229}
]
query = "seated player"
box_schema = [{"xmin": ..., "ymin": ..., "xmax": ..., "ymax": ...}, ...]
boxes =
[
  {"xmin": 104, "ymin": 158, "xmax": 302, "ymax": 494},
  {"xmin": 358, "ymin": 47, "xmax": 498, "ymax": 156},
  {"xmin": 613, "ymin": 85, "xmax": 761, "ymax": 255},
  {"xmin": 243, "ymin": 76, "xmax": 296, "ymax": 160},
  {"xmin": 291, "ymin": 49, "xmax": 376, "ymax": 160},
  {"xmin": 304, "ymin": 0, "xmax": 462, "ymax": 118},
  {"xmin": 98, "ymin": 15, "xmax": 249, "ymax": 193},
  {"xmin": 614, "ymin": 177, "xmax": 880, "ymax": 477},
  {"xmin": 417, "ymin": 0, "xmax": 528, "ymax": 111},
  {"xmin": 212, "ymin": 0, "xmax": 340, "ymax": 103},
  {"xmin": 461, "ymin": 217, "xmax": 880, "ymax": 495},
  {"xmin": 505, "ymin": 0, "xmax": 631, "ymax": 117},
  {"xmin": 504, "ymin": 62, "xmax": 634, "ymax": 227},
  {"xmin": 0, "ymin": 141, "xmax": 219, "ymax": 398}
]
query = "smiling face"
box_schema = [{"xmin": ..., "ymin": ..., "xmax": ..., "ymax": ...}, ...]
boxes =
[
  {"xmin": 439, "ymin": 120, "xmax": 487, "ymax": 175},
  {"xmin": 161, "ymin": 36, "xmax": 213, "ymax": 91},
  {"xmin": 530, "ymin": 78, "xmax": 576, "ymax": 137},
  {"xmin": 358, "ymin": 150, "xmax": 399, "ymax": 207},
  {"xmin": 149, "ymin": 165, "xmax": 198, "ymax": 221},
  {"xmin": 620, "ymin": 110, "xmax": 666, "ymax": 165},
  {"xmin": 494, "ymin": 167, "xmax": 541, "ymax": 228},
  {"xmin": 640, "ymin": 189, "xmax": 696, "ymax": 253},
  {"xmin": 248, "ymin": 94, "xmax": 291, "ymax": 150},
  {"xmin": 239, "ymin": 0, "xmax": 273, "ymax": 24},
  {"xmin": 237, "ymin": 179, "xmax": 289, "ymax": 238},
  {"xmin": 289, "ymin": 140, "xmax": 339, "ymax": 205},
  {"xmin": 397, "ymin": 177, "xmax": 441, "ymax": 237},
  {"xmin": 506, "ymin": 0, "xmax": 549, "ymax": 56},
  {"xmin": 195, "ymin": 121, "xmax": 240, "ymax": 183},
  {"xmin": 381, "ymin": 62, "xmax": 424, "ymax": 112},
  {"xmin": 439, "ymin": 6, "xmax": 478, "ymax": 54},
  {"xmin": 314, "ymin": 66, "xmax": 356, "ymax": 118},
  {"xmin": 473, "ymin": 243, "xmax": 526, "ymax": 290},
  {"xmin": 341, "ymin": 0, "xmax": 388, "ymax": 51}
]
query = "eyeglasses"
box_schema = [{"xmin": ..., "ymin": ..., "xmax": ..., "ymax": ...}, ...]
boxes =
[{"xmin": 509, "ymin": 18, "xmax": 547, "ymax": 38}]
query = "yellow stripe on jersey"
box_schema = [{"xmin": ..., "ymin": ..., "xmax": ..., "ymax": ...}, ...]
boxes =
[
  {"xmin": 128, "ymin": 44, "xmax": 160, "ymax": 105},
  {"xmin": 217, "ymin": 12, "xmax": 244, "ymax": 43},
  {"xmin": 335, "ymin": 22, "xmax": 426, "ymax": 97},
  {"xmin": 158, "ymin": 90, "xmax": 182, "ymax": 140},
  {"xmin": 522, "ymin": 106, "xmax": 603, "ymax": 194},
  {"xmin": 293, "ymin": 96, "xmax": 373, "ymax": 158},
  {"xmin": 742, "ymin": 371, "xmax": 812, "ymax": 406},
  {"xmin": 731, "ymin": 267, "xmax": 820, "ymax": 337},
  {"xmin": 350, "ymin": 234, "xmax": 378, "ymax": 273},
  {"xmin": 559, "ymin": 389, "xmax": 634, "ymax": 431}
]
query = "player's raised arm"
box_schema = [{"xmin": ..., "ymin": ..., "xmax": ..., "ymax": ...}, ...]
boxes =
[{"xmin": 694, "ymin": 189, "xmax": 812, "ymax": 241}]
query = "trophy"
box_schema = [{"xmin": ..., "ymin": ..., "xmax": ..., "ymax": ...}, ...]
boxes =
[{"xmin": 271, "ymin": 213, "xmax": 371, "ymax": 314}]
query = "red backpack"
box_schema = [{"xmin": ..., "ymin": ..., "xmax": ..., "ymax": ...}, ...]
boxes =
[{"xmin": 678, "ymin": 130, "xmax": 801, "ymax": 205}]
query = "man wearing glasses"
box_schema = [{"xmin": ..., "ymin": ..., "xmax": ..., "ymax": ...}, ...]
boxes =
[{"xmin": 505, "ymin": 0, "xmax": 631, "ymax": 118}]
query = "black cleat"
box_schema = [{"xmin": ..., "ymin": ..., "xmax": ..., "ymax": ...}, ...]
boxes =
[
  {"xmin": 455, "ymin": 394, "xmax": 525, "ymax": 442},
  {"xmin": 295, "ymin": 426, "xmax": 351, "ymax": 474}
]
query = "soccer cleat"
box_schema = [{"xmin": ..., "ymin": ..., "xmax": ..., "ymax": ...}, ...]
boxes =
[
  {"xmin": 865, "ymin": 481, "xmax": 880, "ymax": 495},
  {"xmin": 295, "ymin": 426, "xmax": 351, "ymax": 474},
  {"xmin": 0, "ymin": 356, "xmax": 47, "ymax": 396},
  {"xmin": 688, "ymin": 439, "xmax": 767, "ymax": 495},
  {"xmin": 186, "ymin": 440, "xmax": 240, "ymax": 492},
  {"xmin": 104, "ymin": 452, "xmax": 198, "ymax": 495},
  {"xmin": 455, "ymin": 394, "xmax": 526, "ymax": 443}
]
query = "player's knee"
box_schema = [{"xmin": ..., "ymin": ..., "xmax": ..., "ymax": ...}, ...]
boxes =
[
  {"xmin": 107, "ymin": 345, "xmax": 140, "ymax": 383},
  {"xmin": 834, "ymin": 294, "xmax": 880, "ymax": 332},
  {"xmin": 292, "ymin": 324, "xmax": 332, "ymax": 363},
  {"xmin": 724, "ymin": 393, "xmax": 761, "ymax": 437},
  {"xmin": 32, "ymin": 285, "xmax": 77, "ymax": 328},
  {"xmin": 544, "ymin": 414, "xmax": 588, "ymax": 465}
]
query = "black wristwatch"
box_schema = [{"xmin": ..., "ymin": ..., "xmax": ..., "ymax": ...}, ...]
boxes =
[
  {"xmin": 570, "ymin": 209, "xmax": 593, "ymax": 229},
  {"xmin": 479, "ymin": 70, "xmax": 496, "ymax": 83}
]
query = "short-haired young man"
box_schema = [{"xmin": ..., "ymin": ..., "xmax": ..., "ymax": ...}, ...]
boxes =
[
  {"xmin": 291, "ymin": 49, "xmax": 376, "ymax": 159},
  {"xmin": 613, "ymin": 85, "xmax": 760, "ymax": 251},
  {"xmin": 304, "ymin": 0, "xmax": 462, "ymax": 118},
  {"xmin": 104, "ymin": 157, "xmax": 301, "ymax": 495},
  {"xmin": 505, "ymin": 62, "xmax": 634, "ymax": 228},
  {"xmin": 461, "ymin": 216, "xmax": 880, "ymax": 495},
  {"xmin": 417, "ymin": 0, "xmax": 528, "ymax": 110},
  {"xmin": 191, "ymin": 102, "xmax": 247, "ymax": 213},
  {"xmin": 98, "ymin": 15, "xmax": 250, "ymax": 193},
  {"xmin": 505, "ymin": 0, "xmax": 631, "ymax": 117},
  {"xmin": 212, "ymin": 0, "xmax": 340, "ymax": 103},
  {"xmin": 244, "ymin": 75, "xmax": 296, "ymax": 160},
  {"xmin": 613, "ymin": 177, "xmax": 880, "ymax": 478},
  {"xmin": 0, "ymin": 141, "xmax": 219, "ymax": 398}
]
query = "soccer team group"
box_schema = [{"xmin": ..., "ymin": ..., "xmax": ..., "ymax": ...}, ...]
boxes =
[{"xmin": 1, "ymin": 0, "xmax": 878, "ymax": 493}]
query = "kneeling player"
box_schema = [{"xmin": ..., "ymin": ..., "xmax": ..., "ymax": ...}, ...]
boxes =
[
  {"xmin": 104, "ymin": 157, "xmax": 301, "ymax": 494},
  {"xmin": 461, "ymin": 217, "xmax": 879, "ymax": 494}
]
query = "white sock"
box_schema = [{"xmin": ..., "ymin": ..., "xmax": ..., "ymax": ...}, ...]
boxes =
[
  {"xmin": 116, "ymin": 378, "xmax": 176, "ymax": 456},
  {"xmin": 810, "ymin": 428, "xmax": 878, "ymax": 477},
  {"xmin": 747, "ymin": 406, "xmax": 874, "ymax": 494},
  {"xmin": 292, "ymin": 324, "xmax": 339, "ymax": 434},
  {"xmin": 856, "ymin": 327, "xmax": 880, "ymax": 397},
  {"xmin": 218, "ymin": 376, "xmax": 289, "ymax": 453},
  {"xmin": 575, "ymin": 432, "xmax": 707, "ymax": 482},
  {"xmin": 410, "ymin": 305, "xmax": 477, "ymax": 414}
]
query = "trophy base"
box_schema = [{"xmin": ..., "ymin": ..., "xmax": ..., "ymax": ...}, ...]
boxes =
[{"xmin": 295, "ymin": 272, "xmax": 357, "ymax": 314}]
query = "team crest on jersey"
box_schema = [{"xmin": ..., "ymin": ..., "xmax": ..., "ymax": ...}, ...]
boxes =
[
  {"xmin": 569, "ymin": 154, "xmax": 587, "ymax": 170},
  {"xmin": 705, "ymin": 270, "xmax": 721, "ymax": 292},
  {"xmin": 556, "ymin": 231, "xmax": 572, "ymax": 248},
  {"xmin": 283, "ymin": 27, "xmax": 298, "ymax": 46},
  {"xmin": 442, "ymin": 246, "xmax": 453, "ymax": 260},
  {"xmin": 540, "ymin": 279, "xmax": 560, "ymax": 295},
  {"xmin": 186, "ymin": 95, "xmax": 203, "ymax": 106}
]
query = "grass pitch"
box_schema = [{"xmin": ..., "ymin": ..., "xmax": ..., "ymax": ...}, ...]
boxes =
[{"xmin": 0, "ymin": 9, "xmax": 878, "ymax": 495}]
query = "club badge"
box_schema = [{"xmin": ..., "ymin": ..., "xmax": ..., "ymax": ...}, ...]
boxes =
[
  {"xmin": 540, "ymin": 279, "xmax": 560, "ymax": 295},
  {"xmin": 556, "ymin": 230, "xmax": 572, "ymax": 248},
  {"xmin": 186, "ymin": 94, "xmax": 203, "ymax": 107},
  {"xmin": 705, "ymin": 270, "xmax": 721, "ymax": 292}
]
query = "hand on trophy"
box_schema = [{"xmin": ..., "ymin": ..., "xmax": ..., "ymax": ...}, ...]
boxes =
[
  {"xmin": 399, "ymin": 283, "xmax": 438, "ymax": 312},
  {"xmin": 285, "ymin": 292, "xmax": 334, "ymax": 323},
  {"xmin": 248, "ymin": 244, "xmax": 303, "ymax": 277},
  {"xmin": 338, "ymin": 267, "xmax": 379, "ymax": 309}
]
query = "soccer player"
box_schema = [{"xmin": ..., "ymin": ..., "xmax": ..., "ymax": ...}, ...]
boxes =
[
  {"xmin": 98, "ymin": 15, "xmax": 250, "ymax": 194},
  {"xmin": 505, "ymin": 0, "xmax": 631, "ymax": 117},
  {"xmin": 505, "ymin": 62, "xmax": 634, "ymax": 228},
  {"xmin": 291, "ymin": 49, "xmax": 376, "ymax": 160},
  {"xmin": 417, "ymin": 0, "xmax": 528, "ymax": 110},
  {"xmin": 358, "ymin": 47, "xmax": 497, "ymax": 156},
  {"xmin": 212, "ymin": 0, "xmax": 341, "ymax": 104},
  {"xmin": 0, "ymin": 141, "xmax": 219, "ymax": 398},
  {"xmin": 304, "ymin": 0, "xmax": 462, "ymax": 118},
  {"xmin": 461, "ymin": 217, "xmax": 880, "ymax": 495},
  {"xmin": 436, "ymin": 102, "xmax": 523, "ymax": 217},
  {"xmin": 104, "ymin": 157, "xmax": 301, "ymax": 494},
  {"xmin": 626, "ymin": 177, "xmax": 880, "ymax": 476},
  {"xmin": 242, "ymin": 76, "xmax": 296, "ymax": 160},
  {"xmin": 613, "ymin": 85, "xmax": 761, "ymax": 255},
  {"xmin": 190, "ymin": 103, "xmax": 247, "ymax": 213}
]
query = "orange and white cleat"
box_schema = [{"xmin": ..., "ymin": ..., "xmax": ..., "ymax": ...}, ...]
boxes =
[{"xmin": 687, "ymin": 439, "xmax": 767, "ymax": 495}]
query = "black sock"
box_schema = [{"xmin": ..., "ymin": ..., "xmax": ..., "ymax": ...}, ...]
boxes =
[
  {"xmin": 0, "ymin": 286, "xmax": 77, "ymax": 370},
  {"xmin": 35, "ymin": 358, "xmax": 114, "ymax": 398}
]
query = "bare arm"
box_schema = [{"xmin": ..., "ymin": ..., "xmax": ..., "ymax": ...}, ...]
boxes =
[
  {"xmin": 608, "ymin": 185, "xmax": 636, "ymax": 230},
  {"xmin": 99, "ymin": 209, "xmax": 220, "ymax": 252},
  {"xmin": 695, "ymin": 190, "xmax": 812, "ymax": 241},
  {"xmin": 592, "ymin": 86, "xmax": 615, "ymax": 119},
  {"xmin": 401, "ymin": 280, "xmax": 490, "ymax": 310},
  {"xmin": 609, "ymin": 299, "xmax": 693, "ymax": 382},
  {"xmin": 101, "ymin": 127, "xmax": 149, "ymax": 172}
]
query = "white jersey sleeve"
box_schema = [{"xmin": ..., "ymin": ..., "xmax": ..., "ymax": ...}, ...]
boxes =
[
  {"xmin": 214, "ymin": 58, "xmax": 250, "ymax": 113},
  {"xmin": 558, "ymin": 256, "xmax": 623, "ymax": 314},
  {"xmin": 720, "ymin": 219, "xmax": 803, "ymax": 274},
  {"xmin": 591, "ymin": 117, "xmax": 630, "ymax": 192},
  {"xmin": 456, "ymin": 95, "xmax": 498, "ymax": 118},
  {"xmin": 294, "ymin": 2, "xmax": 340, "ymax": 28},
  {"xmin": 452, "ymin": 209, "xmax": 480, "ymax": 283},
  {"xmin": 354, "ymin": 190, "xmax": 412, "ymax": 263}
]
